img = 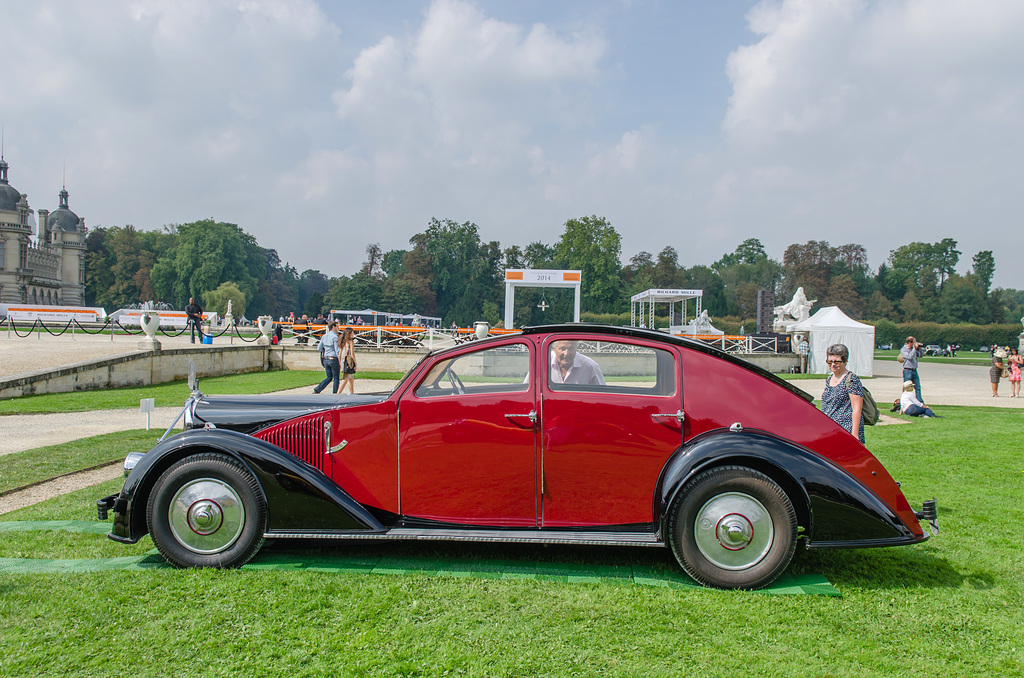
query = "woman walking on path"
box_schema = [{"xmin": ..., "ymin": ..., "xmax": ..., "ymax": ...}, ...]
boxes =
[
  {"xmin": 821, "ymin": 343, "xmax": 865, "ymax": 443},
  {"xmin": 1008, "ymin": 348, "xmax": 1022, "ymax": 398},
  {"xmin": 990, "ymin": 349, "xmax": 1005, "ymax": 397},
  {"xmin": 339, "ymin": 327, "xmax": 357, "ymax": 394}
]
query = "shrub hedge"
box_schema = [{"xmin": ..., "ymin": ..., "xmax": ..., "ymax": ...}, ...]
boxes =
[{"xmin": 867, "ymin": 319, "xmax": 1021, "ymax": 349}]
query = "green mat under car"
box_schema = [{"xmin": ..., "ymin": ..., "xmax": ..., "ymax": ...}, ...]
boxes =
[{"xmin": 0, "ymin": 520, "xmax": 840, "ymax": 595}]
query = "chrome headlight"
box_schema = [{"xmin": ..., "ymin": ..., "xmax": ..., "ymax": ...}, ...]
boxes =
[
  {"xmin": 123, "ymin": 451, "xmax": 145, "ymax": 477},
  {"xmin": 183, "ymin": 396, "xmax": 197, "ymax": 429}
]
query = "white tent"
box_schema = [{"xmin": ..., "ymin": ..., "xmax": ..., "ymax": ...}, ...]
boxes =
[{"xmin": 791, "ymin": 306, "xmax": 875, "ymax": 377}]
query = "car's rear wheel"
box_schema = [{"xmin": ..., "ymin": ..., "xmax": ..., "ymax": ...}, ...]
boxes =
[
  {"xmin": 147, "ymin": 453, "xmax": 267, "ymax": 569},
  {"xmin": 667, "ymin": 465, "xmax": 797, "ymax": 589}
]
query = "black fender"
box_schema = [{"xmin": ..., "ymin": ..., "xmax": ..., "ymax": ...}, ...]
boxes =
[
  {"xmin": 110, "ymin": 429, "xmax": 385, "ymax": 544},
  {"xmin": 657, "ymin": 429, "xmax": 917, "ymax": 547}
]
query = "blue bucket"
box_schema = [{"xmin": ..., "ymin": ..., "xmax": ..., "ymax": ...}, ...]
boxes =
[{"xmin": 201, "ymin": 335, "xmax": 213, "ymax": 345}]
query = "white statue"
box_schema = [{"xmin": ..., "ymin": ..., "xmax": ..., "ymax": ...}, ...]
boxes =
[
  {"xmin": 694, "ymin": 310, "xmax": 712, "ymax": 334},
  {"xmin": 227, "ymin": 299, "xmax": 233, "ymax": 317},
  {"xmin": 774, "ymin": 287, "xmax": 817, "ymax": 323}
]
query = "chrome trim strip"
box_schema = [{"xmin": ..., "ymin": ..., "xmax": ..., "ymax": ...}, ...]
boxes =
[{"xmin": 264, "ymin": 528, "xmax": 663, "ymax": 547}]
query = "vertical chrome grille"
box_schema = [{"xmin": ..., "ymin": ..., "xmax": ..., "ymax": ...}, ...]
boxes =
[{"xmin": 254, "ymin": 415, "xmax": 326, "ymax": 471}]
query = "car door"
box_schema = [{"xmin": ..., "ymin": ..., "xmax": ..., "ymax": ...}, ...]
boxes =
[
  {"xmin": 540, "ymin": 335, "xmax": 683, "ymax": 527},
  {"xmin": 398, "ymin": 339, "xmax": 538, "ymax": 526}
]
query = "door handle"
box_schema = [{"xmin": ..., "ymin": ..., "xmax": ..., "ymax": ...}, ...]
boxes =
[
  {"xmin": 324, "ymin": 420, "xmax": 348, "ymax": 454},
  {"xmin": 506, "ymin": 410, "xmax": 537, "ymax": 424},
  {"xmin": 651, "ymin": 409, "xmax": 685, "ymax": 423}
]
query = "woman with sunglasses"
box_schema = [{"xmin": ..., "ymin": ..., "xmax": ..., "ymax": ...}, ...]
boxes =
[{"xmin": 821, "ymin": 343, "xmax": 865, "ymax": 443}]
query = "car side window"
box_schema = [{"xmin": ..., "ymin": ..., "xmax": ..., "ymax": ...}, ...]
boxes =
[
  {"xmin": 547, "ymin": 339, "xmax": 675, "ymax": 396},
  {"xmin": 415, "ymin": 343, "xmax": 531, "ymax": 398}
]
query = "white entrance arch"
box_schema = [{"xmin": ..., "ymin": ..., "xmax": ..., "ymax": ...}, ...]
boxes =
[{"xmin": 504, "ymin": 269, "xmax": 582, "ymax": 329}]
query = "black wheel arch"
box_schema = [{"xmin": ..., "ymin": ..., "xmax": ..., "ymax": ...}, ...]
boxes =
[
  {"xmin": 114, "ymin": 429, "xmax": 385, "ymax": 543},
  {"xmin": 657, "ymin": 429, "xmax": 912, "ymax": 546}
]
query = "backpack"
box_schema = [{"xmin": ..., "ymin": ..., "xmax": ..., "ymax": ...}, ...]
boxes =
[{"xmin": 846, "ymin": 372, "xmax": 879, "ymax": 426}]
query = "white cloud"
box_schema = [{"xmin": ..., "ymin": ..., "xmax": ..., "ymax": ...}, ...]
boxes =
[{"xmin": 711, "ymin": 0, "xmax": 1024, "ymax": 281}]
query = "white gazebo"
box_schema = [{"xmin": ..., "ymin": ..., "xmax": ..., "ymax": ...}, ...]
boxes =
[
  {"xmin": 791, "ymin": 306, "xmax": 875, "ymax": 376},
  {"xmin": 630, "ymin": 289, "xmax": 703, "ymax": 331}
]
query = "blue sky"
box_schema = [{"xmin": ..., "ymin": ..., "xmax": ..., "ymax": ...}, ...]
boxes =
[{"xmin": 3, "ymin": 0, "xmax": 1022, "ymax": 289}]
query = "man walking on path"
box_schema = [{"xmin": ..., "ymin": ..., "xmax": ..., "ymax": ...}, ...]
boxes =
[
  {"xmin": 797, "ymin": 335, "xmax": 810, "ymax": 373},
  {"xmin": 314, "ymin": 322, "xmax": 342, "ymax": 394},
  {"xmin": 900, "ymin": 336, "xmax": 925, "ymax": 403},
  {"xmin": 185, "ymin": 297, "xmax": 204, "ymax": 344}
]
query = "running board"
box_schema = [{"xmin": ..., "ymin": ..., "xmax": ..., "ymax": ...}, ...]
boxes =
[{"xmin": 265, "ymin": 528, "xmax": 664, "ymax": 547}]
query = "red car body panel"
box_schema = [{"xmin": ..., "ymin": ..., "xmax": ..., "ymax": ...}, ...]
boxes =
[{"xmin": 679, "ymin": 349, "xmax": 922, "ymax": 536}]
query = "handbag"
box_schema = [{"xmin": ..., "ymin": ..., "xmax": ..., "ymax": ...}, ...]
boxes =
[
  {"xmin": 845, "ymin": 373, "xmax": 879, "ymax": 426},
  {"xmin": 896, "ymin": 353, "xmax": 904, "ymax": 364}
]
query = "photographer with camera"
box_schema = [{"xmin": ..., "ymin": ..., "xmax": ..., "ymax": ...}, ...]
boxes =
[{"xmin": 899, "ymin": 336, "xmax": 925, "ymax": 404}]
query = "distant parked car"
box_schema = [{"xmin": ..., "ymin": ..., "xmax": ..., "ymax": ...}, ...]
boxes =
[{"xmin": 923, "ymin": 345, "xmax": 947, "ymax": 356}]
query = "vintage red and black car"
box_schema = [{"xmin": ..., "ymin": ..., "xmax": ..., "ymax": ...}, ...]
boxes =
[{"xmin": 98, "ymin": 324, "xmax": 937, "ymax": 589}]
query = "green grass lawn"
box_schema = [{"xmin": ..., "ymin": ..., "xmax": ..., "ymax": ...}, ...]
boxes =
[
  {"xmin": 0, "ymin": 370, "xmax": 408, "ymax": 414},
  {"xmin": 1, "ymin": 405, "xmax": 1021, "ymax": 675}
]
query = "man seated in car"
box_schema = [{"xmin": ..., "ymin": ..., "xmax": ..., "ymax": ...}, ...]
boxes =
[{"xmin": 550, "ymin": 340, "xmax": 606, "ymax": 385}]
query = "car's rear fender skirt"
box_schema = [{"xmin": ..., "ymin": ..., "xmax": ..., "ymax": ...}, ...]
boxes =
[
  {"xmin": 115, "ymin": 429, "xmax": 384, "ymax": 543},
  {"xmin": 657, "ymin": 429, "xmax": 914, "ymax": 546}
]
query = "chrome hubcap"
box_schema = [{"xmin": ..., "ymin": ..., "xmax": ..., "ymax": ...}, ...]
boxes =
[
  {"xmin": 694, "ymin": 491, "xmax": 774, "ymax": 570},
  {"xmin": 169, "ymin": 478, "xmax": 245, "ymax": 554}
]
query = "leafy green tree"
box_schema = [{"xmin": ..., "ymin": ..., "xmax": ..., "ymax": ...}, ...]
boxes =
[
  {"xmin": 782, "ymin": 240, "xmax": 838, "ymax": 300},
  {"xmin": 523, "ymin": 241, "xmax": 555, "ymax": 268},
  {"xmin": 304, "ymin": 291, "xmax": 325, "ymax": 318},
  {"xmin": 713, "ymin": 238, "xmax": 769, "ymax": 269},
  {"xmin": 865, "ymin": 290, "xmax": 897, "ymax": 321},
  {"xmin": 553, "ymin": 215, "xmax": 622, "ymax": 313},
  {"xmin": 900, "ymin": 289, "xmax": 924, "ymax": 321},
  {"xmin": 824, "ymin": 274, "xmax": 866, "ymax": 318},
  {"xmin": 409, "ymin": 219, "xmax": 501, "ymax": 325},
  {"xmin": 84, "ymin": 228, "xmax": 115, "ymax": 307},
  {"xmin": 297, "ymin": 269, "xmax": 329, "ymax": 313},
  {"xmin": 654, "ymin": 246, "xmax": 683, "ymax": 288},
  {"xmin": 151, "ymin": 220, "xmax": 265, "ymax": 309},
  {"xmin": 940, "ymin": 274, "xmax": 986, "ymax": 323},
  {"xmin": 681, "ymin": 265, "xmax": 728, "ymax": 317},
  {"xmin": 204, "ymin": 281, "xmax": 246, "ymax": 319},
  {"xmin": 971, "ymin": 250, "xmax": 995, "ymax": 296}
]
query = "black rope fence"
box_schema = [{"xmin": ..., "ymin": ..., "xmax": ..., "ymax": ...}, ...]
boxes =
[
  {"xmin": 72, "ymin": 319, "xmax": 113, "ymax": 334},
  {"xmin": 158, "ymin": 324, "xmax": 190, "ymax": 337},
  {"xmin": 4, "ymin": 315, "xmax": 269, "ymax": 344}
]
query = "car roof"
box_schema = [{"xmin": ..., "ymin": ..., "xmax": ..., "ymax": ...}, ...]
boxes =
[{"xmin": 429, "ymin": 323, "xmax": 814, "ymax": 403}]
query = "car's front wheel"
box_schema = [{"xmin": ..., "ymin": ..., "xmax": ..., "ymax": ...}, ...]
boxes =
[
  {"xmin": 667, "ymin": 465, "xmax": 797, "ymax": 589},
  {"xmin": 147, "ymin": 453, "xmax": 267, "ymax": 569}
]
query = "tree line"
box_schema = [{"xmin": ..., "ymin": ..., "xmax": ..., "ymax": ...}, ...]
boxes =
[{"xmin": 84, "ymin": 216, "xmax": 1023, "ymax": 329}]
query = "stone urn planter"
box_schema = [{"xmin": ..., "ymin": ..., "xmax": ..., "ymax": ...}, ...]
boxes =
[
  {"xmin": 138, "ymin": 312, "xmax": 162, "ymax": 350},
  {"xmin": 257, "ymin": 315, "xmax": 274, "ymax": 345},
  {"xmin": 474, "ymin": 321, "xmax": 490, "ymax": 340}
]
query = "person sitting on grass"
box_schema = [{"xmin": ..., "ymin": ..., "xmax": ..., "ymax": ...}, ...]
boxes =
[{"xmin": 900, "ymin": 380, "xmax": 941, "ymax": 418}]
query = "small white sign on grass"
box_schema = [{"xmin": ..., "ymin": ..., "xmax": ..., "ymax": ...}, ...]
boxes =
[{"xmin": 140, "ymin": 397, "xmax": 155, "ymax": 430}]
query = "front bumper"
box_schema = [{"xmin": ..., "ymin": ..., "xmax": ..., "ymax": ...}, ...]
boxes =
[
  {"xmin": 96, "ymin": 493, "xmax": 136, "ymax": 543},
  {"xmin": 915, "ymin": 497, "xmax": 939, "ymax": 536}
]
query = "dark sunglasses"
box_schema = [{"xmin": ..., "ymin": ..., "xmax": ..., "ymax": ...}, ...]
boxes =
[{"xmin": 825, "ymin": 358, "xmax": 845, "ymax": 364}]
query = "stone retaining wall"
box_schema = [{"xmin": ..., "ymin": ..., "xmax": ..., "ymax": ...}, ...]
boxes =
[{"xmin": 0, "ymin": 346, "xmax": 270, "ymax": 398}]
